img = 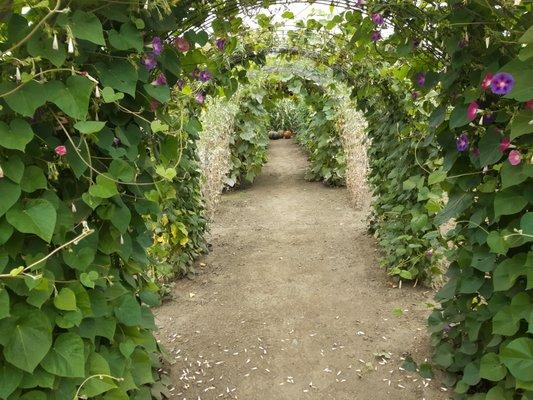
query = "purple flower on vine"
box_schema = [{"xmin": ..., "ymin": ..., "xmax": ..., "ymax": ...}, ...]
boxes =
[
  {"xmin": 490, "ymin": 72, "xmax": 515, "ymax": 95},
  {"xmin": 150, "ymin": 100, "xmax": 159, "ymax": 112},
  {"xmin": 371, "ymin": 13, "xmax": 384, "ymax": 25},
  {"xmin": 482, "ymin": 113, "xmax": 494, "ymax": 125},
  {"xmin": 416, "ymin": 72, "xmax": 425, "ymax": 87},
  {"xmin": 142, "ymin": 53, "xmax": 157, "ymax": 70},
  {"xmin": 153, "ymin": 73, "xmax": 167, "ymax": 86},
  {"xmin": 456, "ymin": 133, "xmax": 469, "ymax": 152},
  {"xmin": 411, "ymin": 91, "xmax": 419, "ymax": 100},
  {"xmin": 191, "ymin": 68, "xmax": 201, "ymax": 79},
  {"xmin": 199, "ymin": 70, "xmax": 212, "ymax": 82},
  {"xmin": 195, "ymin": 92, "xmax": 205, "ymax": 104},
  {"xmin": 370, "ymin": 31, "xmax": 381, "ymax": 42},
  {"xmin": 176, "ymin": 79, "xmax": 186, "ymax": 90},
  {"xmin": 216, "ymin": 38, "xmax": 226, "ymax": 51},
  {"xmin": 458, "ymin": 38, "xmax": 469, "ymax": 49},
  {"xmin": 152, "ymin": 36, "xmax": 163, "ymax": 55}
]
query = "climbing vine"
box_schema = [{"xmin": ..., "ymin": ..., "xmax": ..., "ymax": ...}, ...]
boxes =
[{"xmin": 0, "ymin": 1, "xmax": 532, "ymax": 399}]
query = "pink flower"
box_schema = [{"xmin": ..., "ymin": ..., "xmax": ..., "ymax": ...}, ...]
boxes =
[
  {"xmin": 149, "ymin": 100, "xmax": 159, "ymax": 112},
  {"xmin": 55, "ymin": 145, "xmax": 67, "ymax": 156},
  {"xmin": 371, "ymin": 13, "xmax": 384, "ymax": 25},
  {"xmin": 525, "ymin": 100, "xmax": 533, "ymax": 110},
  {"xmin": 467, "ymin": 101, "xmax": 478, "ymax": 121},
  {"xmin": 508, "ymin": 150, "xmax": 521, "ymax": 166},
  {"xmin": 499, "ymin": 137, "xmax": 510, "ymax": 152},
  {"xmin": 174, "ymin": 37, "xmax": 190, "ymax": 53},
  {"xmin": 481, "ymin": 73, "xmax": 493, "ymax": 90}
]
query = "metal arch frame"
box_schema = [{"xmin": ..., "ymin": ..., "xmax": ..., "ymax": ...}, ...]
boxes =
[{"xmin": 174, "ymin": 0, "xmax": 365, "ymax": 34}]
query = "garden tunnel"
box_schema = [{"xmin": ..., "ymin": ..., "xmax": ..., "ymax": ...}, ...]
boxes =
[{"xmin": 0, "ymin": 1, "xmax": 532, "ymax": 399}]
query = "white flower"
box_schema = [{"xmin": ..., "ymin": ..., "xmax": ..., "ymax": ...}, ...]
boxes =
[
  {"xmin": 68, "ymin": 37, "xmax": 74, "ymax": 53},
  {"xmin": 52, "ymin": 33, "xmax": 59, "ymax": 50}
]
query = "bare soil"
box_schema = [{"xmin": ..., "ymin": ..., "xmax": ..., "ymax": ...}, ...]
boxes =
[{"xmin": 155, "ymin": 139, "xmax": 450, "ymax": 400}]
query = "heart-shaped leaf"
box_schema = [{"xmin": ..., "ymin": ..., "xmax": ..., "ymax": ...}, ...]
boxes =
[
  {"xmin": 0, "ymin": 119, "xmax": 34, "ymax": 151},
  {"xmin": 6, "ymin": 198, "xmax": 57, "ymax": 242},
  {"xmin": 41, "ymin": 333, "xmax": 85, "ymax": 378},
  {"xmin": 1, "ymin": 80, "xmax": 48, "ymax": 117},
  {"xmin": 74, "ymin": 120, "xmax": 106, "ymax": 134},
  {"xmin": 102, "ymin": 87, "xmax": 124, "ymax": 103},
  {"xmin": 0, "ymin": 180, "xmax": 21, "ymax": 218},
  {"xmin": 2, "ymin": 309, "xmax": 52, "ymax": 373},
  {"xmin": 155, "ymin": 165, "xmax": 177, "ymax": 181},
  {"xmin": 47, "ymin": 76, "xmax": 93, "ymax": 120},
  {"xmin": 53, "ymin": 287, "xmax": 77, "ymax": 311},
  {"xmin": 70, "ymin": 10, "xmax": 105, "ymax": 45},
  {"xmin": 88, "ymin": 174, "xmax": 118, "ymax": 198}
]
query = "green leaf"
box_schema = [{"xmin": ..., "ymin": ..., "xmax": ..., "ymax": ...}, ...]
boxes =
[
  {"xmin": 6, "ymin": 199, "xmax": 57, "ymax": 243},
  {"xmin": 2, "ymin": 156, "xmax": 24, "ymax": 183},
  {"xmin": 0, "ymin": 361, "xmax": 23, "ymax": 399},
  {"xmin": 462, "ymin": 362, "xmax": 480, "ymax": 386},
  {"xmin": 493, "ymin": 253, "xmax": 527, "ymax": 291},
  {"xmin": 114, "ymin": 295, "xmax": 142, "ymax": 326},
  {"xmin": 1, "ymin": 80, "xmax": 48, "ymax": 117},
  {"xmin": 521, "ymin": 213, "xmax": 533, "ymax": 237},
  {"xmin": 478, "ymin": 129, "xmax": 502, "ymax": 167},
  {"xmin": 0, "ymin": 179, "xmax": 21, "ymax": 218},
  {"xmin": 428, "ymin": 170, "xmax": 446, "ymax": 185},
  {"xmin": 0, "ymin": 287, "xmax": 10, "ymax": 319},
  {"xmin": 143, "ymin": 83, "xmax": 170, "ymax": 103},
  {"xmin": 71, "ymin": 10, "xmax": 105, "ymax": 45},
  {"xmin": 74, "ymin": 120, "xmax": 106, "ymax": 134},
  {"xmin": 494, "ymin": 191, "xmax": 527, "ymax": 218},
  {"xmin": 511, "ymin": 109, "xmax": 533, "ymax": 139},
  {"xmin": 108, "ymin": 22, "xmax": 143, "ymax": 52},
  {"xmin": 0, "ymin": 119, "xmax": 34, "ymax": 151},
  {"xmin": 131, "ymin": 348, "xmax": 154, "ymax": 385},
  {"xmin": 519, "ymin": 25, "xmax": 533, "ymax": 44},
  {"xmin": 80, "ymin": 271, "xmax": 99, "ymax": 289},
  {"xmin": 89, "ymin": 174, "xmax": 118, "ymax": 198},
  {"xmin": 155, "ymin": 165, "xmax": 177, "ymax": 181},
  {"xmin": 0, "ymin": 218, "xmax": 14, "ymax": 246},
  {"xmin": 20, "ymin": 166, "xmax": 47, "ymax": 193},
  {"xmin": 479, "ymin": 353, "xmax": 507, "ymax": 381},
  {"xmin": 500, "ymin": 337, "xmax": 533, "ymax": 382},
  {"xmin": 500, "ymin": 162, "xmax": 533, "ymax": 189},
  {"xmin": 54, "ymin": 287, "xmax": 77, "ymax": 311},
  {"xmin": 41, "ymin": 333, "xmax": 85, "ymax": 378},
  {"xmin": 282, "ymin": 10, "xmax": 295, "ymax": 19},
  {"xmin": 3, "ymin": 309, "xmax": 52, "ymax": 373},
  {"xmin": 150, "ymin": 120, "xmax": 169, "ymax": 133},
  {"xmin": 109, "ymin": 160, "xmax": 135, "ymax": 182},
  {"xmin": 487, "ymin": 231, "xmax": 508, "ymax": 255},
  {"xmin": 80, "ymin": 353, "xmax": 117, "ymax": 397},
  {"xmin": 27, "ymin": 31, "xmax": 67, "ymax": 68},
  {"xmin": 102, "ymin": 87, "xmax": 124, "ymax": 103},
  {"xmin": 449, "ymin": 103, "xmax": 469, "ymax": 129},
  {"xmin": 435, "ymin": 193, "xmax": 473, "ymax": 225},
  {"xmin": 47, "ymin": 75, "xmax": 94, "ymax": 120},
  {"xmin": 96, "ymin": 61, "xmax": 138, "ymax": 97}
]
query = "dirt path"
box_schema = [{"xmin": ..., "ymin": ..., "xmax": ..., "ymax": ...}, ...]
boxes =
[{"xmin": 155, "ymin": 140, "xmax": 449, "ymax": 400}]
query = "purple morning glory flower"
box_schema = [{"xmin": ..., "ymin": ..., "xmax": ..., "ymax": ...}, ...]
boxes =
[
  {"xmin": 191, "ymin": 68, "xmax": 201, "ymax": 79},
  {"xmin": 371, "ymin": 13, "xmax": 384, "ymax": 25},
  {"xmin": 153, "ymin": 73, "xmax": 167, "ymax": 86},
  {"xmin": 411, "ymin": 91, "xmax": 419, "ymax": 100},
  {"xmin": 176, "ymin": 79, "xmax": 185, "ymax": 90},
  {"xmin": 490, "ymin": 72, "xmax": 515, "ymax": 95},
  {"xmin": 416, "ymin": 72, "xmax": 425, "ymax": 87},
  {"xmin": 370, "ymin": 31, "xmax": 381, "ymax": 42},
  {"xmin": 483, "ymin": 113, "xmax": 495, "ymax": 125},
  {"xmin": 216, "ymin": 38, "xmax": 226, "ymax": 51},
  {"xmin": 152, "ymin": 37, "xmax": 163, "ymax": 55},
  {"xmin": 195, "ymin": 92, "xmax": 205, "ymax": 104},
  {"xmin": 456, "ymin": 133, "xmax": 469, "ymax": 152},
  {"xmin": 142, "ymin": 53, "xmax": 157, "ymax": 70},
  {"xmin": 199, "ymin": 70, "xmax": 212, "ymax": 82}
]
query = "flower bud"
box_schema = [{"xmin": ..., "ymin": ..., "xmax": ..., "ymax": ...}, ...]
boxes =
[{"xmin": 52, "ymin": 33, "xmax": 59, "ymax": 50}]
